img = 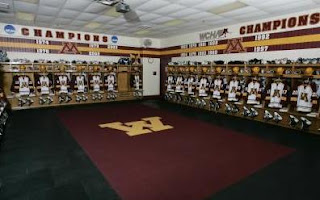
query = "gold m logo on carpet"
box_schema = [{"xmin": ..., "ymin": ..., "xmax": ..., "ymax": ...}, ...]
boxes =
[{"xmin": 99, "ymin": 116, "xmax": 173, "ymax": 136}]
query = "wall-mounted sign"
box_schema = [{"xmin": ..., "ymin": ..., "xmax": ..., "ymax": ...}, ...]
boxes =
[
  {"xmin": 239, "ymin": 12, "xmax": 320, "ymax": 35},
  {"xmin": 20, "ymin": 27, "xmax": 109, "ymax": 43},
  {"xmin": 4, "ymin": 24, "xmax": 15, "ymax": 34},
  {"xmin": 111, "ymin": 35, "xmax": 118, "ymax": 44},
  {"xmin": 59, "ymin": 42, "xmax": 80, "ymax": 54},
  {"xmin": 224, "ymin": 38, "xmax": 246, "ymax": 54},
  {"xmin": 199, "ymin": 28, "xmax": 229, "ymax": 41}
]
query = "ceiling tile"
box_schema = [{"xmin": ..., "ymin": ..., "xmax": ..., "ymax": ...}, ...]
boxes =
[
  {"xmin": 17, "ymin": 0, "xmax": 39, "ymax": 3},
  {"xmin": 261, "ymin": 0, "xmax": 316, "ymax": 12},
  {"xmin": 16, "ymin": 19, "xmax": 35, "ymax": 25},
  {"xmin": 54, "ymin": 17, "xmax": 73, "ymax": 25},
  {"xmin": 234, "ymin": 10, "xmax": 269, "ymax": 20},
  {"xmin": 153, "ymin": 4, "xmax": 186, "ymax": 15},
  {"xmin": 108, "ymin": 17, "xmax": 127, "ymax": 25},
  {"xmin": 84, "ymin": 2, "xmax": 109, "ymax": 13},
  {"xmin": 254, "ymin": 0, "xmax": 305, "ymax": 9},
  {"xmin": 177, "ymin": 0, "xmax": 204, "ymax": 7},
  {"xmin": 64, "ymin": 0, "xmax": 92, "ymax": 11},
  {"xmin": 39, "ymin": 0, "xmax": 66, "ymax": 7},
  {"xmin": 101, "ymin": 24, "xmax": 116, "ymax": 29},
  {"xmin": 70, "ymin": 20, "xmax": 87, "ymax": 26},
  {"xmin": 163, "ymin": 19, "xmax": 185, "ymax": 26},
  {"xmin": 125, "ymin": 0, "xmax": 149, "ymax": 9},
  {"xmin": 0, "ymin": 17, "xmax": 16, "ymax": 24},
  {"xmin": 58, "ymin": 9, "xmax": 80, "ymax": 18},
  {"xmin": 194, "ymin": 0, "xmax": 237, "ymax": 10},
  {"xmin": 35, "ymin": 14, "xmax": 53, "ymax": 23},
  {"xmin": 14, "ymin": 1, "xmax": 38, "ymax": 13},
  {"xmin": 168, "ymin": 8, "xmax": 199, "ymax": 18},
  {"xmin": 16, "ymin": 11, "xmax": 35, "ymax": 21},
  {"xmin": 136, "ymin": 0, "xmax": 170, "ymax": 11},
  {"xmin": 140, "ymin": 13, "xmax": 162, "ymax": 21},
  {"xmin": 75, "ymin": 13, "xmax": 98, "ymax": 21},
  {"xmin": 151, "ymin": 16, "xmax": 174, "ymax": 24},
  {"xmin": 92, "ymin": 15, "xmax": 114, "ymax": 23},
  {"xmin": 84, "ymin": 22, "xmax": 101, "ymax": 29},
  {"xmin": 182, "ymin": 12, "xmax": 213, "ymax": 20},
  {"xmin": 36, "ymin": 22, "xmax": 52, "ymax": 28},
  {"xmin": 219, "ymin": 6, "xmax": 260, "ymax": 17},
  {"xmin": 37, "ymin": 5, "xmax": 60, "ymax": 16}
]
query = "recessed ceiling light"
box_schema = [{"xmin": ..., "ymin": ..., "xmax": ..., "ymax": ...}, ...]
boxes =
[
  {"xmin": 135, "ymin": 30, "xmax": 150, "ymax": 35},
  {"xmin": 163, "ymin": 19, "xmax": 184, "ymax": 26},
  {"xmin": 209, "ymin": 1, "xmax": 247, "ymax": 15},
  {"xmin": 20, "ymin": 0, "xmax": 39, "ymax": 3},
  {"xmin": 16, "ymin": 12, "xmax": 35, "ymax": 21},
  {"xmin": 84, "ymin": 22, "xmax": 101, "ymax": 29}
]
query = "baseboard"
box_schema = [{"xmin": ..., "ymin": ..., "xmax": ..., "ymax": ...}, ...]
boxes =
[{"xmin": 143, "ymin": 95, "xmax": 162, "ymax": 100}]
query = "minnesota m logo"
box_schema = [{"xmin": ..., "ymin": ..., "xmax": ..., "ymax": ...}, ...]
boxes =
[
  {"xmin": 99, "ymin": 116, "xmax": 173, "ymax": 136},
  {"xmin": 60, "ymin": 42, "xmax": 80, "ymax": 54}
]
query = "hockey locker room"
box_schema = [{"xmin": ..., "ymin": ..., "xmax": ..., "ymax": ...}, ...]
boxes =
[{"xmin": 1, "ymin": 1, "xmax": 320, "ymax": 200}]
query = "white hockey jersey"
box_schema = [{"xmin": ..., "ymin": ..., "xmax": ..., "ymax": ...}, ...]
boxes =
[
  {"xmin": 107, "ymin": 74, "xmax": 116, "ymax": 91},
  {"xmin": 167, "ymin": 76, "xmax": 174, "ymax": 92},
  {"xmin": 268, "ymin": 82, "xmax": 284, "ymax": 108},
  {"xmin": 134, "ymin": 75, "xmax": 141, "ymax": 90},
  {"xmin": 313, "ymin": 79, "xmax": 320, "ymax": 97},
  {"xmin": 175, "ymin": 76, "xmax": 184, "ymax": 93},
  {"xmin": 228, "ymin": 80, "xmax": 239, "ymax": 101},
  {"xmin": 212, "ymin": 79, "xmax": 222, "ymax": 99},
  {"xmin": 247, "ymin": 81, "xmax": 260, "ymax": 104},
  {"xmin": 198, "ymin": 77, "xmax": 208, "ymax": 97},
  {"xmin": 39, "ymin": 76, "xmax": 50, "ymax": 95},
  {"xmin": 297, "ymin": 84, "xmax": 313, "ymax": 112},
  {"xmin": 76, "ymin": 76, "xmax": 85, "ymax": 93},
  {"xmin": 186, "ymin": 76, "xmax": 195, "ymax": 95},
  {"xmin": 58, "ymin": 75, "xmax": 68, "ymax": 94},
  {"xmin": 18, "ymin": 76, "xmax": 31, "ymax": 96},
  {"xmin": 92, "ymin": 75, "xmax": 101, "ymax": 92}
]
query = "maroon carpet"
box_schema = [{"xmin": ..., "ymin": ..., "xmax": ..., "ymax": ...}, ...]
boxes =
[{"xmin": 58, "ymin": 104, "xmax": 293, "ymax": 200}]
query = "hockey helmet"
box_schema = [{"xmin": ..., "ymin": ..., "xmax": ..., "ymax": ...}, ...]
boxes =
[
  {"xmin": 202, "ymin": 67, "xmax": 208, "ymax": 73},
  {"xmin": 76, "ymin": 65, "xmax": 85, "ymax": 72},
  {"xmin": 252, "ymin": 66, "xmax": 260, "ymax": 74},
  {"xmin": 276, "ymin": 67, "xmax": 285, "ymax": 75},
  {"xmin": 232, "ymin": 66, "xmax": 240, "ymax": 74},
  {"xmin": 39, "ymin": 65, "xmax": 46, "ymax": 72},
  {"xmin": 59, "ymin": 64, "xmax": 66, "ymax": 72},
  {"xmin": 215, "ymin": 67, "xmax": 222, "ymax": 74},
  {"xmin": 93, "ymin": 66, "xmax": 100, "ymax": 72},
  {"xmin": 305, "ymin": 67, "xmax": 314, "ymax": 76},
  {"xmin": 19, "ymin": 65, "xmax": 26, "ymax": 71}
]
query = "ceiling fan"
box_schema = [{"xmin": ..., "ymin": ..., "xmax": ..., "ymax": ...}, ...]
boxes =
[{"xmin": 95, "ymin": 0, "xmax": 141, "ymax": 23}]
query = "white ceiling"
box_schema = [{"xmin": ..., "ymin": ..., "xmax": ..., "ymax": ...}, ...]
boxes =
[{"xmin": 0, "ymin": 0, "xmax": 319, "ymax": 38}]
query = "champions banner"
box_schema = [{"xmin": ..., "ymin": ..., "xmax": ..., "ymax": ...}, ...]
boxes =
[{"xmin": 0, "ymin": 10, "xmax": 320, "ymax": 58}]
